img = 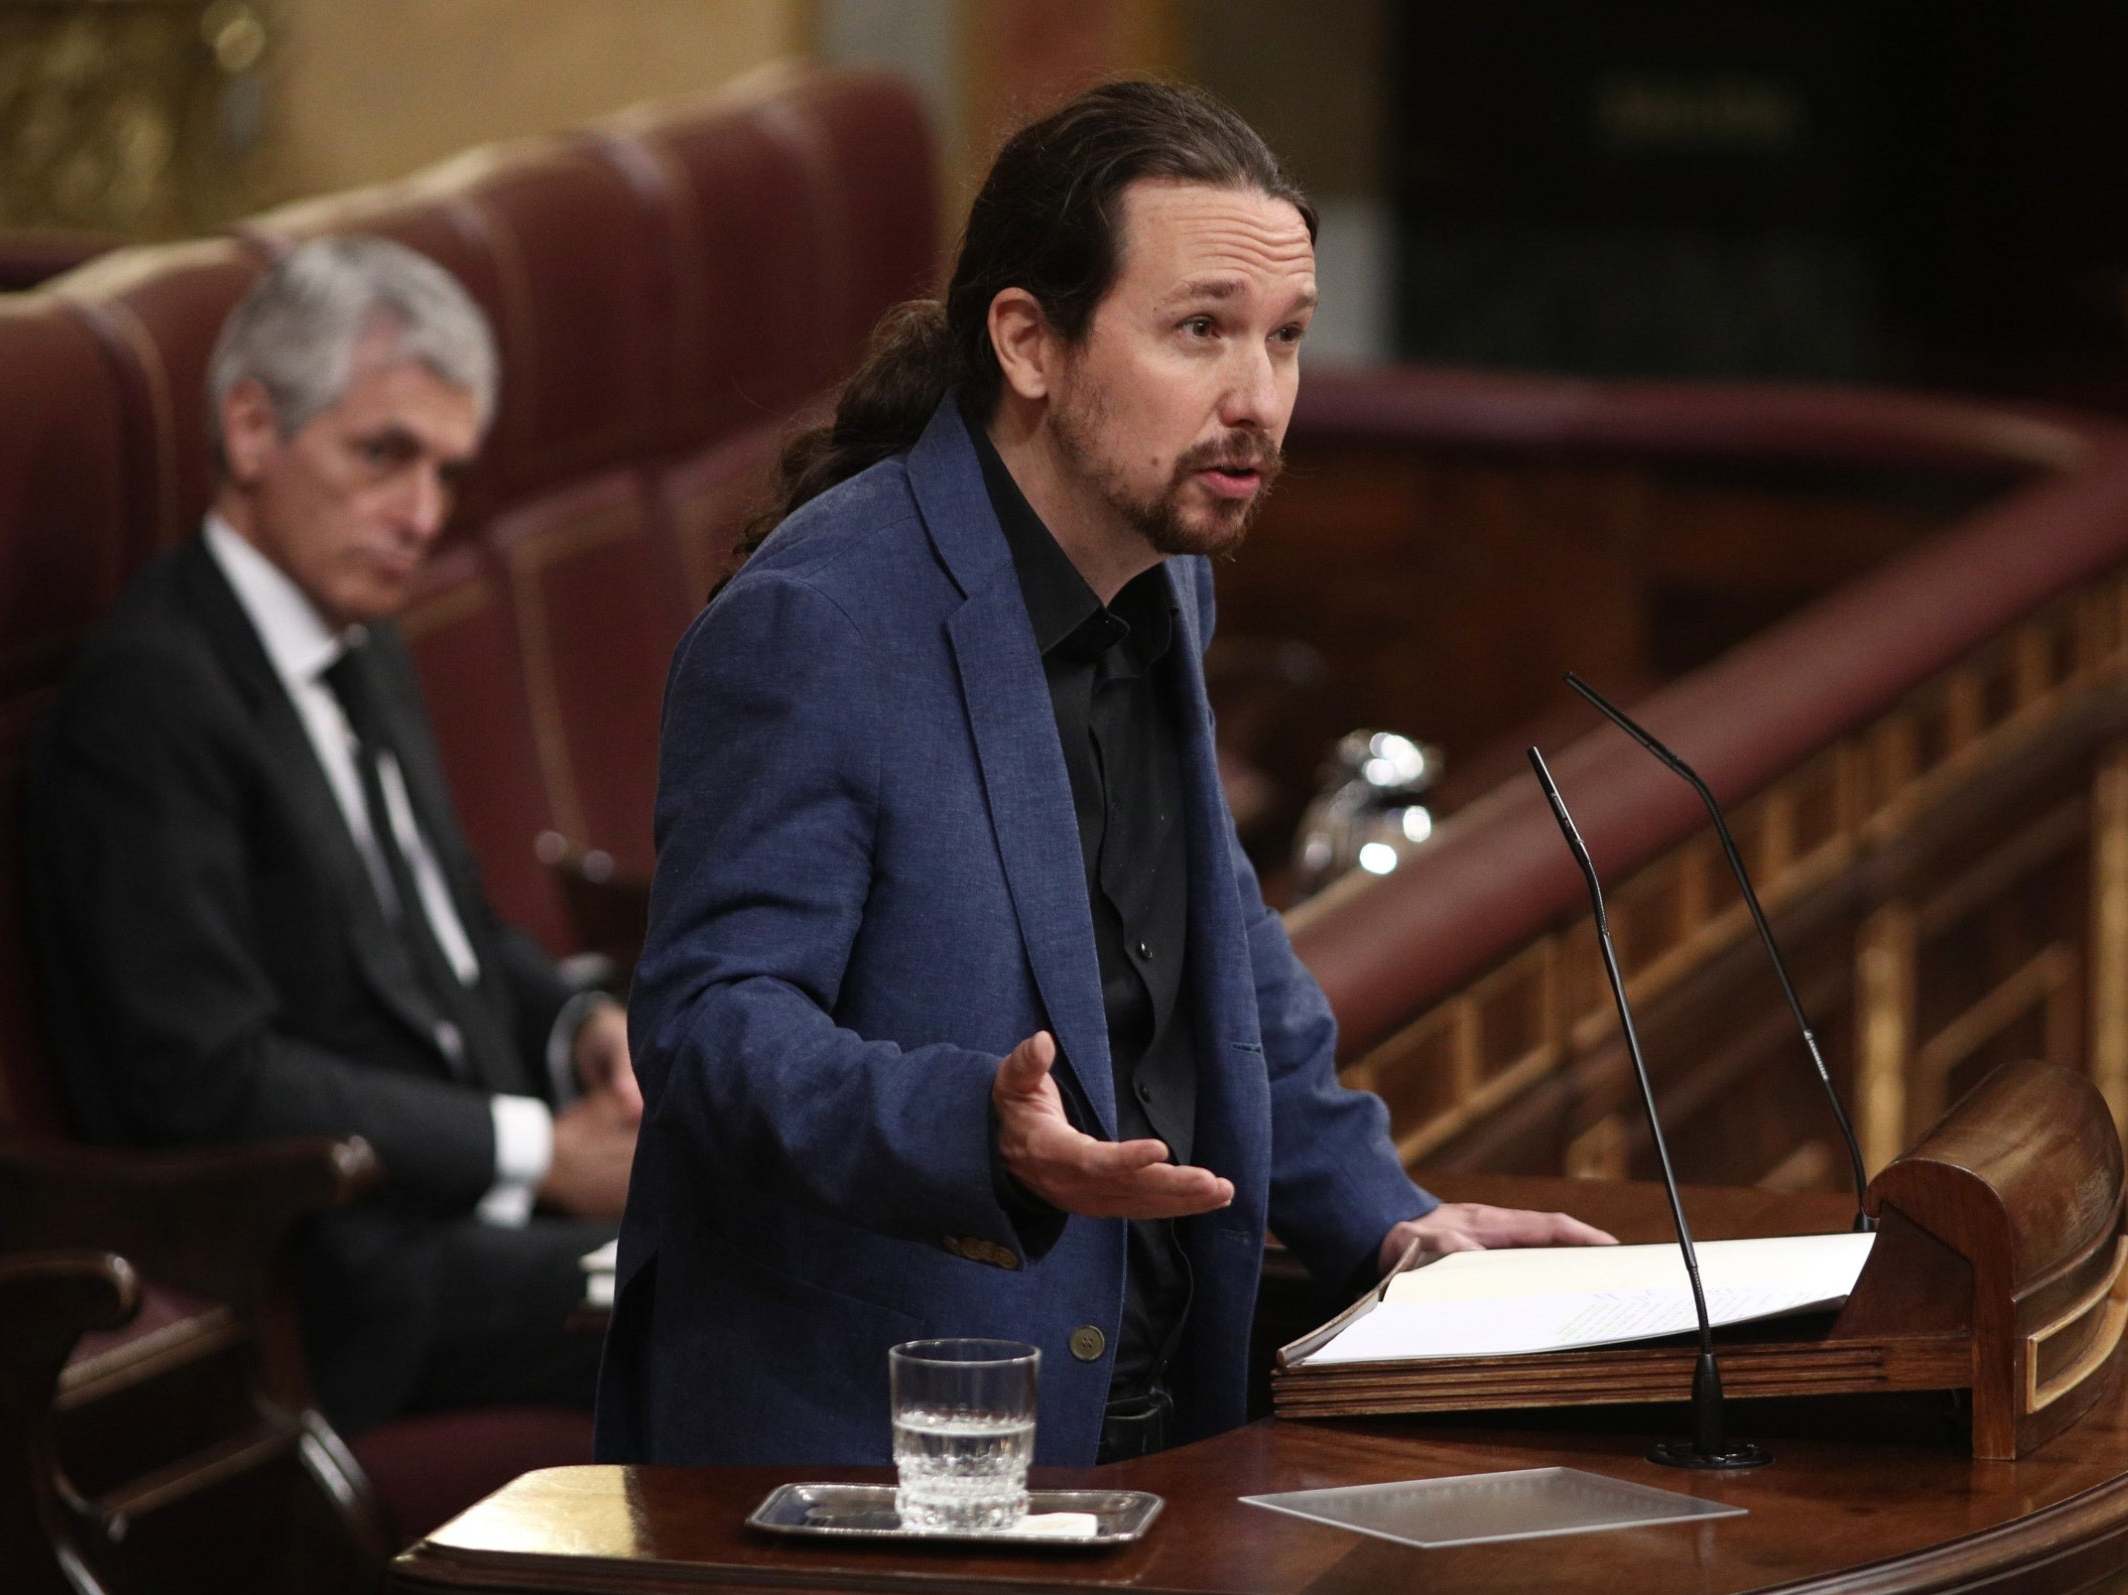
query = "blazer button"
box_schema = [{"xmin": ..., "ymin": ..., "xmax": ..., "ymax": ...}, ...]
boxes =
[{"xmin": 1069, "ymin": 1324, "xmax": 1106, "ymax": 1362}]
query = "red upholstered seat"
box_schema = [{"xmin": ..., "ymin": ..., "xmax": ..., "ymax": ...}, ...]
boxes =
[
  {"xmin": 43, "ymin": 239, "xmax": 264, "ymax": 557},
  {"xmin": 444, "ymin": 136, "xmax": 678, "ymax": 500},
  {"xmin": 0, "ymin": 294, "xmax": 132, "ymax": 1136},
  {"xmin": 595, "ymin": 67, "xmax": 938, "ymax": 450},
  {"xmin": 348, "ymin": 1405, "xmax": 595, "ymax": 1542},
  {"xmin": 762, "ymin": 64, "xmax": 944, "ymax": 365},
  {"xmin": 0, "ymin": 228, "xmax": 121, "ymax": 291},
  {"xmin": 400, "ymin": 542, "xmax": 574, "ymax": 954},
  {"xmin": 490, "ymin": 471, "xmax": 691, "ymax": 879},
  {"xmin": 649, "ymin": 419, "xmax": 791, "ymax": 608}
]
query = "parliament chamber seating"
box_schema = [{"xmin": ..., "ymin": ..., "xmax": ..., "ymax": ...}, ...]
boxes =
[
  {"xmin": 0, "ymin": 230, "xmax": 121, "ymax": 294},
  {"xmin": 8, "ymin": 53, "xmax": 2128, "ymax": 1593},
  {"xmin": 0, "ymin": 64, "xmax": 937, "ymax": 1593}
]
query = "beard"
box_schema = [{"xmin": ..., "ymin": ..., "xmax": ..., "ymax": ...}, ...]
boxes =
[{"xmin": 1048, "ymin": 373, "xmax": 1284, "ymax": 562}]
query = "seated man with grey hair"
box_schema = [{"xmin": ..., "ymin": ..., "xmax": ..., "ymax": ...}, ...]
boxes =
[{"xmin": 31, "ymin": 236, "xmax": 637, "ymax": 1433}]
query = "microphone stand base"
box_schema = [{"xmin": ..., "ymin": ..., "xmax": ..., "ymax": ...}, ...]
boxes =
[{"xmin": 1649, "ymin": 1439, "xmax": 1772, "ymax": 1470}]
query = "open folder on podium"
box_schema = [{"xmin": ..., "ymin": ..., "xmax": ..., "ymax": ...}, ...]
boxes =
[
  {"xmin": 1298, "ymin": 1233, "xmax": 1875, "ymax": 1366},
  {"xmin": 1274, "ymin": 1060, "xmax": 2128, "ymax": 1461}
]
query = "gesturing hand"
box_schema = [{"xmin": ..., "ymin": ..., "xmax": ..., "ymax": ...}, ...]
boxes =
[
  {"xmin": 993, "ymin": 1031, "xmax": 1233, "ymax": 1220},
  {"xmin": 1377, "ymin": 1202, "xmax": 1618, "ymax": 1277}
]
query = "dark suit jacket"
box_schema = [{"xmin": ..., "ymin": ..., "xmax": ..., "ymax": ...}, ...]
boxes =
[
  {"xmin": 31, "ymin": 533, "xmax": 576, "ymax": 1424},
  {"xmin": 599, "ymin": 400, "xmax": 1429, "ymax": 1468}
]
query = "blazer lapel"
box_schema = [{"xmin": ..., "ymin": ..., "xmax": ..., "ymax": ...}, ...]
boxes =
[
  {"xmin": 176, "ymin": 539, "xmax": 450, "ymax": 1050},
  {"xmin": 912, "ymin": 402, "xmax": 1117, "ymax": 1139},
  {"xmin": 946, "ymin": 575, "xmax": 1116, "ymax": 1139}
]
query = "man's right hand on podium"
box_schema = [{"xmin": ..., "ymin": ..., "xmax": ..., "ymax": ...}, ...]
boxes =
[{"xmin": 1378, "ymin": 1204, "xmax": 1618, "ymax": 1277}]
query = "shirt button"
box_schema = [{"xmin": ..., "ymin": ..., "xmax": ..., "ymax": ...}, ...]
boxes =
[
  {"xmin": 1135, "ymin": 940, "xmax": 1152, "ymax": 961},
  {"xmin": 1069, "ymin": 1325, "xmax": 1107, "ymax": 1362}
]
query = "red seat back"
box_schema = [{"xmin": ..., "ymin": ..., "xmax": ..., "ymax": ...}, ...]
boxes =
[{"xmin": 0, "ymin": 295, "xmax": 137, "ymax": 1136}]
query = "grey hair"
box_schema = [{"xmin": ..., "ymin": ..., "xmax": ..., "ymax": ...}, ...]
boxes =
[{"xmin": 206, "ymin": 235, "xmax": 499, "ymax": 455}]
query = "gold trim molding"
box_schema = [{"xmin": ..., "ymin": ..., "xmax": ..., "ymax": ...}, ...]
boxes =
[{"xmin": 0, "ymin": 1, "xmax": 273, "ymax": 235}]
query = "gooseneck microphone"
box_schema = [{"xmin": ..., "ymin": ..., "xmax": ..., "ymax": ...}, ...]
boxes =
[
  {"xmin": 1528, "ymin": 745, "xmax": 1770, "ymax": 1469},
  {"xmin": 1564, "ymin": 672, "xmax": 1874, "ymax": 1234}
]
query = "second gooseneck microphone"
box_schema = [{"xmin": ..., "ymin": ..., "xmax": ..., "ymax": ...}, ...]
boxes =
[{"xmin": 1565, "ymin": 672, "xmax": 1874, "ymax": 1234}]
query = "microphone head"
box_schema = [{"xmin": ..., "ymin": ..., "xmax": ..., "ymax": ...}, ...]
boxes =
[
  {"xmin": 1565, "ymin": 670, "xmax": 1684, "ymax": 772},
  {"xmin": 1526, "ymin": 745, "xmax": 1570, "ymax": 827}
]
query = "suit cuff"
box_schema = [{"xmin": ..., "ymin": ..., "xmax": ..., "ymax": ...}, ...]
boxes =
[{"xmin": 478, "ymin": 1093, "xmax": 554, "ymax": 1226}]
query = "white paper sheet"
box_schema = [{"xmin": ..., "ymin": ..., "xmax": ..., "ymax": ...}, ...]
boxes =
[{"xmin": 1302, "ymin": 1232, "xmax": 1872, "ymax": 1365}]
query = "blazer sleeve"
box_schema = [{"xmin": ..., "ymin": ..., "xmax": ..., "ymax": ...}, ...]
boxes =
[
  {"xmin": 629, "ymin": 569, "xmax": 1019, "ymax": 1250},
  {"xmin": 32, "ymin": 636, "xmax": 498, "ymax": 1213},
  {"xmin": 1189, "ymin": 560, "xmax": 1437, "ymax": 1291}
]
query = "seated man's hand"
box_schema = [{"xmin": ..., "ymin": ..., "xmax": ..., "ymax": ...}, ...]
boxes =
[
  {"xmin": 994, "ymin": 1031, "xmax": 1233, "ymax": 1220},
  {"xmin": 538, "ymin": 1091, "xmax": 637, "ymax": 1218},
  {"xmin": 572, "ymin": 998, "xmax": 641, "ymax": 1124},
  {"xmin": 1377, "ymin": 1203, "xmax": 1617, "ymax": 1277}
]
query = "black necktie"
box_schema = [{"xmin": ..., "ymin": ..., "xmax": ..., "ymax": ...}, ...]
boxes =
[{"xmin": 323, "ymin": 644, "xmax": 515, "ymax": 1090}]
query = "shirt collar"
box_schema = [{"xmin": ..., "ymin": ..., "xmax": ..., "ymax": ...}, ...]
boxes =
[
  {"xmin": 964, "ymin": 401, "xmax": 1175, "ymax": 670},
  {"xmin": 202, "ymin": 512, "xmax": 364, "ymax": 689}
]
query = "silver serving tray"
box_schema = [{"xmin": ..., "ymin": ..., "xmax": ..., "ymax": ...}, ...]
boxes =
[{"xmin": 747, "ymin": 1483, "xmax": 1163, "ymax": 1548}]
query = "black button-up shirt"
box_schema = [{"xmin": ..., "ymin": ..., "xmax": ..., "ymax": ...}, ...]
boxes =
[{"xmin": 970, "ymin": 415, "xmax": 1196, "ymax": 1403}]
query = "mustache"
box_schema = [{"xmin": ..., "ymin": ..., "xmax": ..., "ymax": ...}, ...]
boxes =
[{"xmin": 1176, "ymin": 434, "xmax": 1283, "ymax": 477}]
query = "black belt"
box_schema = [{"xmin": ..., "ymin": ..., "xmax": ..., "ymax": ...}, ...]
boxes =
[{"xmin": 1096, "ymin": 1383, "xmax": 1174, "ymax": 1464}]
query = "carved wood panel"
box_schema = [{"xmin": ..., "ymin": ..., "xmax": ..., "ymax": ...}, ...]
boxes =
[{"xmin": 1360, "ymin": 569, "xmax": 2128, "ymax": 1194}]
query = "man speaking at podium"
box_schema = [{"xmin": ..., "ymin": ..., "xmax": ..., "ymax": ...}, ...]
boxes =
[{"xmin": 602, "ymin": 81, "xmax": 1611, "ymax": 1469}]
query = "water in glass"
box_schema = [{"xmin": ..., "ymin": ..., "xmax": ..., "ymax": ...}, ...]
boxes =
[{"xmin": 892, "ymin": 1407, "xmax": 1035, "ymax": 1531}]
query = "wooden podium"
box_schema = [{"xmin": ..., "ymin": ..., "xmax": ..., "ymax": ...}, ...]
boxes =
[
  {"xmin": 386, "ymin": 1078, "xmax": 2128, "ymax": 1595},
  {"xmin": 1275, "ymin": 1060, "xmax": 2128, "ymax": 1460}
]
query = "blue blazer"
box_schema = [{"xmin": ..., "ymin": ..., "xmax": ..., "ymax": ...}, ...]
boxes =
[{"xmin": 597, "ymin": 400, "xmax": 1430, "ymax": 1467}]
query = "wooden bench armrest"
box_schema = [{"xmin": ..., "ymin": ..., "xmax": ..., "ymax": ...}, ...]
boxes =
[
  {"xmin": 0, "ymin": 1250, "xmax": 139, "ymax": 1591},
  {"xmin": 0, "ymin": 1137, "xmax": 379, "ymax": 1320}
]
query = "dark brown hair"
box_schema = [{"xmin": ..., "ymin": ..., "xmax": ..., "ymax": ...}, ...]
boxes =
[{"xmin": 733, "ymin": 79, "xmax": 1313, "ymax": 567}]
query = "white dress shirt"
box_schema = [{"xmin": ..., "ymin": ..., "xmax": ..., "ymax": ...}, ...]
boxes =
[{"xmin": 204, "ymin": 516, "xmax": 552, "ymax": 1222}]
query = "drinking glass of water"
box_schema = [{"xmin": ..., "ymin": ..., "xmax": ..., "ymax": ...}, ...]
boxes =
[{"xmin": 889, "ymin": 1338, "xmax": 1039, "ymax": 1532}]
